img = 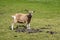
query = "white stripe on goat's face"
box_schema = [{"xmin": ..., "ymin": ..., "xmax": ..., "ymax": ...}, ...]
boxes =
[{"xmin": 29, "ymin": 11, "xmax": 33, "ymax": 14}]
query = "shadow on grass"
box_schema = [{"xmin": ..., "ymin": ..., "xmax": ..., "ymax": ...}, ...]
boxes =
[{"xmin": 9, "ymin": 25, "xmax": 57, "ymax": 35}]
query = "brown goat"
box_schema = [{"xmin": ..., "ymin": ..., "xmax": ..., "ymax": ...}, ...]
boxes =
[{"xmin": 11, "ymin": 10, "xmax": 34, "ymax": 30}]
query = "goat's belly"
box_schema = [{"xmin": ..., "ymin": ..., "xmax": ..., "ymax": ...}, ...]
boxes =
[
  {"xmin": 17, "ymin": 21, "xmax": 24, "ymax": 23},
  {"xmin": 17, "ymin": 20, "xmax": 26, "ymax": 23}
]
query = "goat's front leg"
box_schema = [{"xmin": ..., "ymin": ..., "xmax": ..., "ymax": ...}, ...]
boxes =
[{"xmin": 26, "ymin": 23, "xmax": 31, "ymax": 29}]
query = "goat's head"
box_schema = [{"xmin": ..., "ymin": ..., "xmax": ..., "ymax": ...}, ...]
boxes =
[
  {"xmin": 24, "ymin": 9, "xmax": 35, "ymax": 15},
  {"xmin": 24, "ymin": 9, "xmax": 35, "ymax": 19}
]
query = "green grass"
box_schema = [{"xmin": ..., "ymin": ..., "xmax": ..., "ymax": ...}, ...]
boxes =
[{"xmin": 0, "ymin": 0, "xmax": 60, "ymax": 40}]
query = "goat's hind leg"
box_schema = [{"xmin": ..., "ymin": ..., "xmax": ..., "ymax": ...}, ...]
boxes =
[
  {"xmin": 11, "ymin": 20, "xmax": 17, "ymax": 30},
  {"xmin": 11, "ymin": 16, "xmax": 17, "ymax": 30},
  {"xmin": 11, "ymin": 22, "xmax": 15, "ymax": 30}
]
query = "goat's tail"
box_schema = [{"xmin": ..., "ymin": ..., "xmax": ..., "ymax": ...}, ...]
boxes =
[
  {"xmin": 11, "ymin": 15, "xmax": 16, "ymax": 19},
  {"xmin": 11, "ymin": 15, "xmax": 14, "ymax": 18}
]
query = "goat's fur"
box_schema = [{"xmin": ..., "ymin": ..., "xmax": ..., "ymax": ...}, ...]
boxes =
[{"xmin": 11, "ymin": 10, "xmax": 34, "ymax": 30}]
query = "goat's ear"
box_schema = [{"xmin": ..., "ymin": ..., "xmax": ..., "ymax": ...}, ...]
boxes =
[{"xmin": 24, "ymin": 9, "xmax": 29, "ymax": 12}]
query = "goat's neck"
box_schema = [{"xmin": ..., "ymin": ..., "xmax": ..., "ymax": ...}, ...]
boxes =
[
  {"xmin": 28, "ymin": 13, "xmax": 32, "ymax": 18},
  {"xmin": 27, "ymin": 13, "xmax": 32, "ymax": 24}
]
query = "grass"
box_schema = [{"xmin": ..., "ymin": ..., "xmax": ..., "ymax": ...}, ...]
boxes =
[{"xmin": 0, "ymin": 0, "xmax": 60, "ymax": 40}]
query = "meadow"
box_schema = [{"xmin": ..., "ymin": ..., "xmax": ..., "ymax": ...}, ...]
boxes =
[{"xmin": 0, "ymin": 0, "xmax": 60, "ymax": 40}]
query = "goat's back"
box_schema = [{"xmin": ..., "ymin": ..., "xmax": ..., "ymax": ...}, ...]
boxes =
[{"xmin": 15, "ymin": 13, "xmax": 28, "ymax": 23}]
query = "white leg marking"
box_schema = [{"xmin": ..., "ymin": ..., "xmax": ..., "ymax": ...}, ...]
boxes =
[
  {"xmin": 27, "ymin": 23, "xmax": 30, "ymax": 29},
  {"xmin": 11, "ymin": 23, "xmax": 14, "ymax": 30}
]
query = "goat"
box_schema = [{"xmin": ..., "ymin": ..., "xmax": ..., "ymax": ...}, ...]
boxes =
[{"xmin": 11, "ymin": 10, "xmax": 34, "ymax": 30}]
